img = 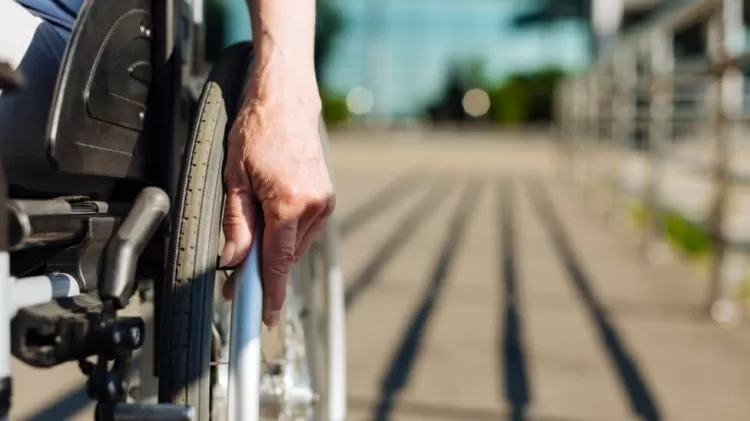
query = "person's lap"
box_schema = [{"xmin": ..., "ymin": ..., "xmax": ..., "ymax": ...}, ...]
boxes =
[{"xmin": 0, "ymin": 0, "xmax": 110, "ymax": 197}]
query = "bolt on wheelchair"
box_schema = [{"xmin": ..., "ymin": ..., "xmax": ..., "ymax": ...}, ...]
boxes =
[{"xmin": 0, "ymin": 0, "xmax": 346, "ymax": 420}]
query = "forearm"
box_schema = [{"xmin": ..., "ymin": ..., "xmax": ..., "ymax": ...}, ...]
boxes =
[{"xmin": 245, "ymin": 0, "xmax": 319, "ymax": 104}]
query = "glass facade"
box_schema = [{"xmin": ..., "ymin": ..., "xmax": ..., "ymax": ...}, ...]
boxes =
[
  {"xmin": 211, "ymin": 0, "xmax": 591, "ymax": 120},
  {"xmin": 322, "ymin": 0, "xmax": 590, "ymax": 119}
]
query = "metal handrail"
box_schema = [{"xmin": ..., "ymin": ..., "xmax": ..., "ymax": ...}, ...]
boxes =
[{"xmin": 557, "ymin": 0, "xmax": 748, "ymax": 323}]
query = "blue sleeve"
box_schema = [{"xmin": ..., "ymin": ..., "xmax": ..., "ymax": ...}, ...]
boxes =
[{"xmin": 15, "ymin": 0, "xmax": 84, "ymax": 34}]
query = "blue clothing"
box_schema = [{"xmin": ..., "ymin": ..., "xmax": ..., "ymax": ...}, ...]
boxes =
[
  {"xmin": 0, "ymin": 0, "xmax": 107, "ymax": 195},
  {"xmin": 16, "ymin": 0, "xmax": 83, "ymax": 35}
]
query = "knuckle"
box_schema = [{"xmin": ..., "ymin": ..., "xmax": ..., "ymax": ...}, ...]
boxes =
[
  {"xmin": 264, "ymin": 256, "xmax": 295, "ymax": 283},
  {"xmin": 221, "ymin": 213, "xmax": 244, "ymax": 231},
  {"xmin": 263, "ymin": 202, "xmax": 297, "ymax": 224},
  {"xmin": 265, "ymin": 289, "xmax": 287, "ymax": 310},
  {"xmin": 307, "ymin": 197, "xmax": 327, "ymax": 215},
  {"xmin": 275, "ymin": 250, "xmax": 296, "ymax": 267},
  {"xmin": 310, "ymin": 192, "xmax": 335, "ymax": 221},
  {"xmin": 323, "ymin": 193, "xmax": 336, "ymax": 216}
]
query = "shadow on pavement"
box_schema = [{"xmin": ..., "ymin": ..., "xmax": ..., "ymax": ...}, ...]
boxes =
[
  {"xmin": 339, "ymin": 168, "xmax": 424, "ymax": 238},
  {"xmin": 371, "ymin": 179, "xmax": 483, "ymax": 421},
  {"xmin": 527, "ymin": 178, "xmax": 661, "ymax": 421},
  {"xmin": 345, "ymin": 179, "xmax": 454, "ymax": 310},
  {"xmin": 21, "ymin": 358, "xmax": 141, "ymax": 421},
  {"xmin": 499, "ymin": 178, "xmax": 531, "ymax": 421},
  {"xmin": 349, "ymin": 395, "xmax": 589, "ymax": 421},
  {"xmin": 22, "ymin": 386, "xmax": 90, "ymax": 421}
]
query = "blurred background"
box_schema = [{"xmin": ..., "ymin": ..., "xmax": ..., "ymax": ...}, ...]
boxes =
[
  {"xmin": 207, "ymin": 0, "xmax": 600, "ymax": 129},
  {"xmin": 201, "ymin": 2, "xmax": 750, "ymax": 421},
  {"xmin": 12, "ymin": 1, "xmax": 750, "ymax": 420}
]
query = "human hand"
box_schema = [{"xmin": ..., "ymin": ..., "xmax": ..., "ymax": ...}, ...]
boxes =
[{"xmin": 220, "ymin": 62, "xmax": 335, "ymax": 328}]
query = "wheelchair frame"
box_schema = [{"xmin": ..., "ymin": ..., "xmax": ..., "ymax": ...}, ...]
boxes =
[{"xmin": 0, "ymin": 0, "xmax": 346, "ymax": 420}]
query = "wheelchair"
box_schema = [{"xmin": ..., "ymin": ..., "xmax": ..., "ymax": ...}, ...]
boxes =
[{"xmin": 0, "ymin": 1, "xmax": 346, "ymax": 420}]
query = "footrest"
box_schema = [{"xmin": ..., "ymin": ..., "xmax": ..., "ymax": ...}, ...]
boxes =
[
  {"xmin": 12, "ymin": 292, "xmax": 102, "ymax": 367},
  {"xmin": 11, "ymin": 292, "xmax": 145, "ymax": 368}
]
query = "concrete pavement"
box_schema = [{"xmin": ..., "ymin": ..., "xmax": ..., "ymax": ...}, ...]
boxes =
[{"xmin": 9, "ymin": 134, "xmax": 750, "ymax": 421}]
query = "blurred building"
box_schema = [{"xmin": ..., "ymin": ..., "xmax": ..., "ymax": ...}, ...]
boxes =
[
  {"xmin": 512, "ymin": 0, "xmax": 701, "ymax": 58},
  {"xmin": 323, "ymin": 0, "xmax": 589, "ymax": 123}
]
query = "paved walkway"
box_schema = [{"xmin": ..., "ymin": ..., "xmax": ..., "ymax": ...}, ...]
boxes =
[{"xmin": 10, "ymin": 135, "xmax": 750, "ymax": 421}]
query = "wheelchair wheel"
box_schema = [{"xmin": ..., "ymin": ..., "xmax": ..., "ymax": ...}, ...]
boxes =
[{"xmin": 157, "ymin": 41, "xmax": 346, "ymax": 421}]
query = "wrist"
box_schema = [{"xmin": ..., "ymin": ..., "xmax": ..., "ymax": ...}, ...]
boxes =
[{"xmin": 247, "ymin": 50, "xmax": 321, "ymax": 113}]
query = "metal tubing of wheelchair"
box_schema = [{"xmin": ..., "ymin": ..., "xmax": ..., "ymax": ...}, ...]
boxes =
[
  {"xmin": 318, "ymin": 124, "xmax": 347, "ymax": 420},
  {"xmin": 323, "ymin": 219, "xmax": 347, "ymax": 420},
  {"xmin": 0, "ymin": 254, "xmax": 8, "ymax": 421},
  {"xmin": 227, "ymin": 221, "xmax": 263, "ymax": 421},
  {"xmin": 0, "ymin": 160, "xmax": 9, "ymax": 421},
  {"xmin": 10, "ymin": 273, "xmax": 80, "ymax": 315}
]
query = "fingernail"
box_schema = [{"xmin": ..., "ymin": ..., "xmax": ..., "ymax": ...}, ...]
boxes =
[
  {"xmin": 264, "ymin": 310, "xmax": 281, "ymax": 328},
  {"xmin": 219, "ymin": 241, "xmax": 236, "ymax": 267}
]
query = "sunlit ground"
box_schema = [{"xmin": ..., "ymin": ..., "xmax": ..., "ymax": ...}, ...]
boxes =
[{"xmin": 12, "ymin": 129, "xmax": 750, "ymax": 421}]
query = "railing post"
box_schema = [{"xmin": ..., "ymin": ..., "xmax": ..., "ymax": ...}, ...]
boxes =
[
  {"xmin": 608, "ymin": 47, "xmax": 638, "ymax": 224},
  {"xmin": 599, "ymin": 63, "xmax": 615, "ymax": 205},
  {"xmin": 557, "ymin": 80, "xmax": 575, "ymax": 181},
  {"xmin": 571, "ymin": 77, "xmax": 588, "ymax": 188},
  {"xmin": 643, "ymin": 30, "xmax": 674, "ymax": 264},
  {"xmin": 582, "ymin": 72, "xmax": 600, "ymax": 198},
  {"xmin": 707, "ymin": 0, "xmax": 744, "ymax": 322}
]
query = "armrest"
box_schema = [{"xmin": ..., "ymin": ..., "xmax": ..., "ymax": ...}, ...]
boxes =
[{"xmin": 46, "ymin": 0, "xmax": 154, "ymax": 180}]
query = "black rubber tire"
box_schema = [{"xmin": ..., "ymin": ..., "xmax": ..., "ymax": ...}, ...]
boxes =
[{"xmin": 157, "ymin": 42, "xmax": 253, "ymax": 420}]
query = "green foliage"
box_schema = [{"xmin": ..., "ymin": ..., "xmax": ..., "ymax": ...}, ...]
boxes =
[
  {"xmin": 663, "ymin": 213, "xmax": 711, "ymax": 257},
  {"xmin": 315, "ymin": 0, "xmax": 344, "ymax": 82},
  {"xmin": 487, "ymin": 80, "xmax": 528, "ymax": 125},
  {"xmin": 487, "ymin": 68, "xmax": 567, "ymax": 125},
  {"xmin": 628, "ymin": 204, "xmax": 711, "ymax": 259},
  {"xmin": 422, "ymin": 58, "xmax": 568, "ymax": 126},
  {"xmin": 321, "ymin": 91, "xmax": 349, "ymax": 126},
  {"xmin": 316, "ymin": 0, "xmax": 349, "ymax": 125}
]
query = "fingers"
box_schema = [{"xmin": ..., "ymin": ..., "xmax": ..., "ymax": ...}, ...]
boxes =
[
  {"xmin": 221, "ymin": 165, "xmax": 257, "ymax": 268},
  {"xmin": 293, "ymin": 198, "xmax": 326, "ymax": 255},
  {"xmin": 261, "ymin": 215, "xmax": 298, "ymax": 327},
  {"xmin": 295, "ymin": 195, "xmax": 335, "ymax": 260}
]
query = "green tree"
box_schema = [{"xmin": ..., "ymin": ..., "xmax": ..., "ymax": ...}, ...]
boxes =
[
  {"xmin": 315, "ymin": 0, "xmax": 350, "ymax": 126},
  {"xmin": 423, "ymin": 58, "xmax": 488, "ymax": 124},
  {"xmin": 487, "ymin": 68, "xmax": 567, "ymax": 125},
  {"xmin": 315, "ymin": 0, "xmax": 344, "ymax": 83}
]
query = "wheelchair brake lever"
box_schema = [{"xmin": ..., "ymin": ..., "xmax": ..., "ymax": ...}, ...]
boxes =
[
  {"xmin": 98, "ymin": 187, "xmax": 170, "ymax": 310},
  {"xmin": 83, "ymin": 187, "xmax": 170, "ymax": 408}
]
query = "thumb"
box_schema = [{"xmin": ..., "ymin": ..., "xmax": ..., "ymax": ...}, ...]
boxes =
[{"xmin": 221, "ymin": 167, "xmax": 256, "ymax": 268}]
